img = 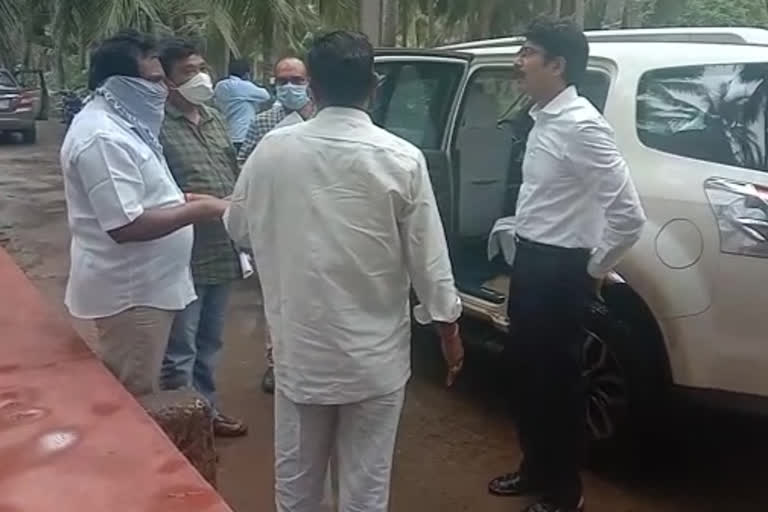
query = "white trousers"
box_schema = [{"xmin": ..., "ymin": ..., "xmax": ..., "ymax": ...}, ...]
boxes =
[{"xmin": 274, "ymin": 387, "xmax": 406, "ymax": 512}]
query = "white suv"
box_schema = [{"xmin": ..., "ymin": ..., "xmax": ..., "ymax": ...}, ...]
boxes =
[{"xmin": 373, "ymin": 27, "xmax": 768, "ymax": 441}]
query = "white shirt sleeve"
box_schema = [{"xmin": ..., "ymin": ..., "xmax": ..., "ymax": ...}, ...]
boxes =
[
  {"xmin": 224, "ymin": 155, "xmax": 253, "ymax": 250},
  {"xmin": 73, "ymin": 135, "xmax": 146, "ymax": 232},
  {"xmin": 400, "ymin": 153, "xmax": 462, "ymax": 324},
  {"xmin": 568, "ymin": 122, "xmax": 646, "ymax": 278}
]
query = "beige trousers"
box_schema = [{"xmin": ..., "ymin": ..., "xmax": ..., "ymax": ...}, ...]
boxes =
[{"xmin": 95, "ymin": 307, "xmax": 176, "ymax": 396}]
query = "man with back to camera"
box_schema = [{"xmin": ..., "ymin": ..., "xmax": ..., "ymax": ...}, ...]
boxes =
[
  {"xmin": 60, "ymin": 30, "xmax": 228, "ymax": 397},
  {"xmin": 214, "ymin": 58, "xmax": 270, "ymax": 153},
  {"xmin": 486, "ymin": 19, "xmax": 646, "ymax": 512},
  {"xmin": 224, "ymin": 31, "xmax": 465, "ymax": 512},
  {"xmin": 157, "ymin": 36, "xmax": 248, "ymax": 437}
]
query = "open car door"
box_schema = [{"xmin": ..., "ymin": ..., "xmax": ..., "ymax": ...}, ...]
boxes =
[
  {"xmin": 14, "ymin": 69, "xmax": 48, "ymax": 120},
  {"xmin": 373, "ymin": 50, "xmax": 471, "ymax": 234}
]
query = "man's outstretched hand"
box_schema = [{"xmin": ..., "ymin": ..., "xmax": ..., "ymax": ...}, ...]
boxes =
[
  {"xmin": 184, "ymin": 193, "xmax": 230, "ymax": 219},
  {"xmin": 437, "ymin": 322, "xmax": 464, "ymax": 388}
]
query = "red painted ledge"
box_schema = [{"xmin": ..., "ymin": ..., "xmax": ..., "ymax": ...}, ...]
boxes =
[{"xmin": 0, "ymin": 247, "xmax": 234, "ymax": 512}]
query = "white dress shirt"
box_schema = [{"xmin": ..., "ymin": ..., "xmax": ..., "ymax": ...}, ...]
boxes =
[
  {"xmin": 225, "ymin": 107, "xmax": 461, "ymax": 405},
  {"xmin": 515, "ymin": 86, "xmax": 646, "ymax": 277},
  {"xmin": 60, "ymin": 97, "xmax": 195, "ymax": 319}
]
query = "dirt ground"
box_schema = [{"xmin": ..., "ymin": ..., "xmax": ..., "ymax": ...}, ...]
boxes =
[{"xmin": 3, "ymin": 121, "xmax": 768, "ymax": 511}]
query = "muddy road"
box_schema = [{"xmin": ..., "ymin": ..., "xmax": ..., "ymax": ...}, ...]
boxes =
[{"xmin": 2, "ymin": 122, "xmax": 768, "ymax": 511}]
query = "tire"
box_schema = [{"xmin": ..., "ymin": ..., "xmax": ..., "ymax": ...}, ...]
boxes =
[
  {"xmin": 582, "ymin": 298, "xmax": 668, "ymax": 442},
  {"xmin": 21, "ymin": 125, "xmax": 37, "ymax": 144}
]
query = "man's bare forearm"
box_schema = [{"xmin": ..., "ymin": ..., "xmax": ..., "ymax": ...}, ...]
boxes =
[{"xmin": 108, "ymin": 201, "xmax": 226, "ymax": 243}]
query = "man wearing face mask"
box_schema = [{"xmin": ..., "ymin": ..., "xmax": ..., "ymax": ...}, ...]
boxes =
[
  {"xmin": 235, "ymin": 56, "xmax": 314, "ymax": 394},
  {"xmin": 156, "ymin": 37, "xmax": 247, "ymax": 437},
  {"xmin": 60, "ymin": 30, "xmax": 228, "ymax": 397},
  {"xmin": 237, "ymin": 57, "xmax": 314, "ymax": 165}
]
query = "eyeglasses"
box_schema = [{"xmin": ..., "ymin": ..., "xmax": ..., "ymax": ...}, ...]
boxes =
[
  {"xmin": 275, "ymin": 76, "xmax": 308, "ymax": 86},
  {"xmin": 516, "ymin": 46, "xmax": 544, "ymax": 59}
]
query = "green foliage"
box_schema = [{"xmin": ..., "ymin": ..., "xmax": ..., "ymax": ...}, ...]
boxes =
[
  {"xmin": 660, "ymin": 0, "xmax": 768, "ymax": 27},
  {"xmin": 5, "ymin": 0, "xmax": 768, "ymax": 88}
]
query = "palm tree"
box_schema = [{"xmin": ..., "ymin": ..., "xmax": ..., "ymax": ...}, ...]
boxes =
[{"xmin": 0, "ymin": 0, "xmax": 23, "ymax": 67}]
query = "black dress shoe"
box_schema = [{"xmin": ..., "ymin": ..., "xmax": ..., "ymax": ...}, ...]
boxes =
[
  {"xmin": 522, "ymin": 497, "xmax": 585, "ymax": 512},
  {"xmin": 261, "ymin": 367, "xmax": 275, "ymax": 394},
  {"xmin": 488, "ymin": 472, "xmax": 539, "ymax": 497}
]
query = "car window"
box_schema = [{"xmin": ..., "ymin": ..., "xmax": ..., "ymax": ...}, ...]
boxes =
[
  {"xmin": 637, "ymin": 63, "xmax": 768, "ymax": 172},
  {"xmin": 372, "ymin": 61, "xmax": 464, "ymax": 149},
  {"xmin": 580, "ymin": 71, "xmax": 610, "ymax": 112},
  {"xmin": 0, "ymin": 70, "xmax": 16, "ymax": 88}
]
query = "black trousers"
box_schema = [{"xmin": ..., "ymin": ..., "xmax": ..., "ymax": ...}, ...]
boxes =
[{"xmin": 506, "ymin": 238, "xmax": 593, "ymax": 507}]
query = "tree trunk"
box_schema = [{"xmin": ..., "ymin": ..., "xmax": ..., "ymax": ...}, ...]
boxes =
[
  {"xmin": 553, "ymin": 0, "xmax": 563, "ymax": 18},
  {"xmin": 573, "ymin": 0, "xmax": 586, "ymax": 28},
  {"xmin": 261, "ymin": 8, "xmax": 274, "ymax": 82},
  {"xmin": 22, "ymin": 40, "xmax": 32, "ymax": 68},
  {"xmin": 602, "ymin": 0, "xmax": 627, "ymax": 28},
  {"xmin": 79, "ymin": 35, "xmax": 87, "ymax": 71},
  {"xmin": 469, "ymin": 1, "xmax": 495, "ymax": 39},
  {"xmin": 399, "ymin": 0, "xmax": 408, "ymax": 46},
  {"xmin": 622, "ymin": 0, "xmax": 644, "ymax": 27},
  {"xmin": 359, "ymin": 0, "xmax": 383, "ymax": 45},
  {"xmin": 381, "ymin": 0, "xmax": 399, "ymax": 47},
  {"xmin": 427, "ymin": 0, "xmax": 434, "ymax": 45},
  {"xmin": 56, "ymin": 48, "xmax": 67, "ymax": 88}
]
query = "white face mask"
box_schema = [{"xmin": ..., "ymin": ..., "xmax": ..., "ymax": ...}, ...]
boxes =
[{"xmin": 177, "ymin": 72, "xmax": 214, "ymax": 105}]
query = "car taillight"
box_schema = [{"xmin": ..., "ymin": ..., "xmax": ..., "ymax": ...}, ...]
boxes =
[
  {"xmin": 756, "ymin": 184, "xmax": 768, "ymax": 203},
  {"xmin": 14, "ymin": 92, "xmax": 34, "ymax": 112}
]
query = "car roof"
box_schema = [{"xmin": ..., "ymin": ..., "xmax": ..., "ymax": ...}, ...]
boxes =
[
  {"xmin": 442, "ymin": 27, "xmax": 768, "ymax": 50},
  {"xmin": 467, "ymin": 41, "xmax": 768, "ymax": 68}
]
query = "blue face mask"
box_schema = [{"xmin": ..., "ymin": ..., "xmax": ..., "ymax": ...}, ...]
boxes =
[{"xmin": 276, "ymin": 83, "xmax": 309, "ymax": 111}]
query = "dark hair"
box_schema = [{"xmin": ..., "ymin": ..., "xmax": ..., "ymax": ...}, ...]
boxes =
[
  {"xmin": 88, "ymin": 29, "xmax": 157, "ymax": 90},
  {"xmin": 524, "ymin": 18, "xmax": 589, "ymax": 86},
  {"xmin": 158, "ymin": 37, "xmax": 201, "ymax": 76},
  {"xmin": 229, "ymin": 58, "xmax": 251, "ymax": 78},
  {"xmin": 307, "ymin": 31, "xmax": 375, "ymax": 107}
]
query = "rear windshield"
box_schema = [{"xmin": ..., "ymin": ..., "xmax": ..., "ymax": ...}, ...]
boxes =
[{"xmin": 0, "ymin": 71, "xmax": 16, "ymax": 88}]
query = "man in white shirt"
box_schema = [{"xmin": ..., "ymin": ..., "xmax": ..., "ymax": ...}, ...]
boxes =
[
  {"xmin": 235, "ymin": 57, "xmax": 315, "ymax": 395},
  {"xmin": 486, "ymin": 20, "xmax": 646, "ymax": 512},
  {"xmin": 225, "ymin": 31, "xmax": 464, "ymax": 512},
  {"xmin": 60, "ymin": 30, "xmax": 228, "ymax": 397}
]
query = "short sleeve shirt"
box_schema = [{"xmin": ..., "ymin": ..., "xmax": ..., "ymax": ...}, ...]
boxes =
[{"xmin": 60, "ymin": 96, "xmax": 195, "ymax": 319}]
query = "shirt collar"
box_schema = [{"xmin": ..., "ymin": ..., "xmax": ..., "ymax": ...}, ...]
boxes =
[
  {"xmin": 165, "ymin": 102, "xmax": 213, "ymax": 123},
  {"xmin": 529, "ymin": 85, "xmax": 577, "ymax": 120},
  {"xmin": 316, "ymin": 106, "xmax": 371, "ymax": 123}
]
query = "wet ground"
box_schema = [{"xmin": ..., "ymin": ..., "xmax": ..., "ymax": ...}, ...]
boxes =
[{"xmin": 2, "ymin": 121, "xmax": 768, "ymax": 511}]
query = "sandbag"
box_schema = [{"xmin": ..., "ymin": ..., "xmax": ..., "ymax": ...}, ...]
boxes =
[{"xmin": 138, "ymin": 389, "xmax": 217, "ymax": 487}]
